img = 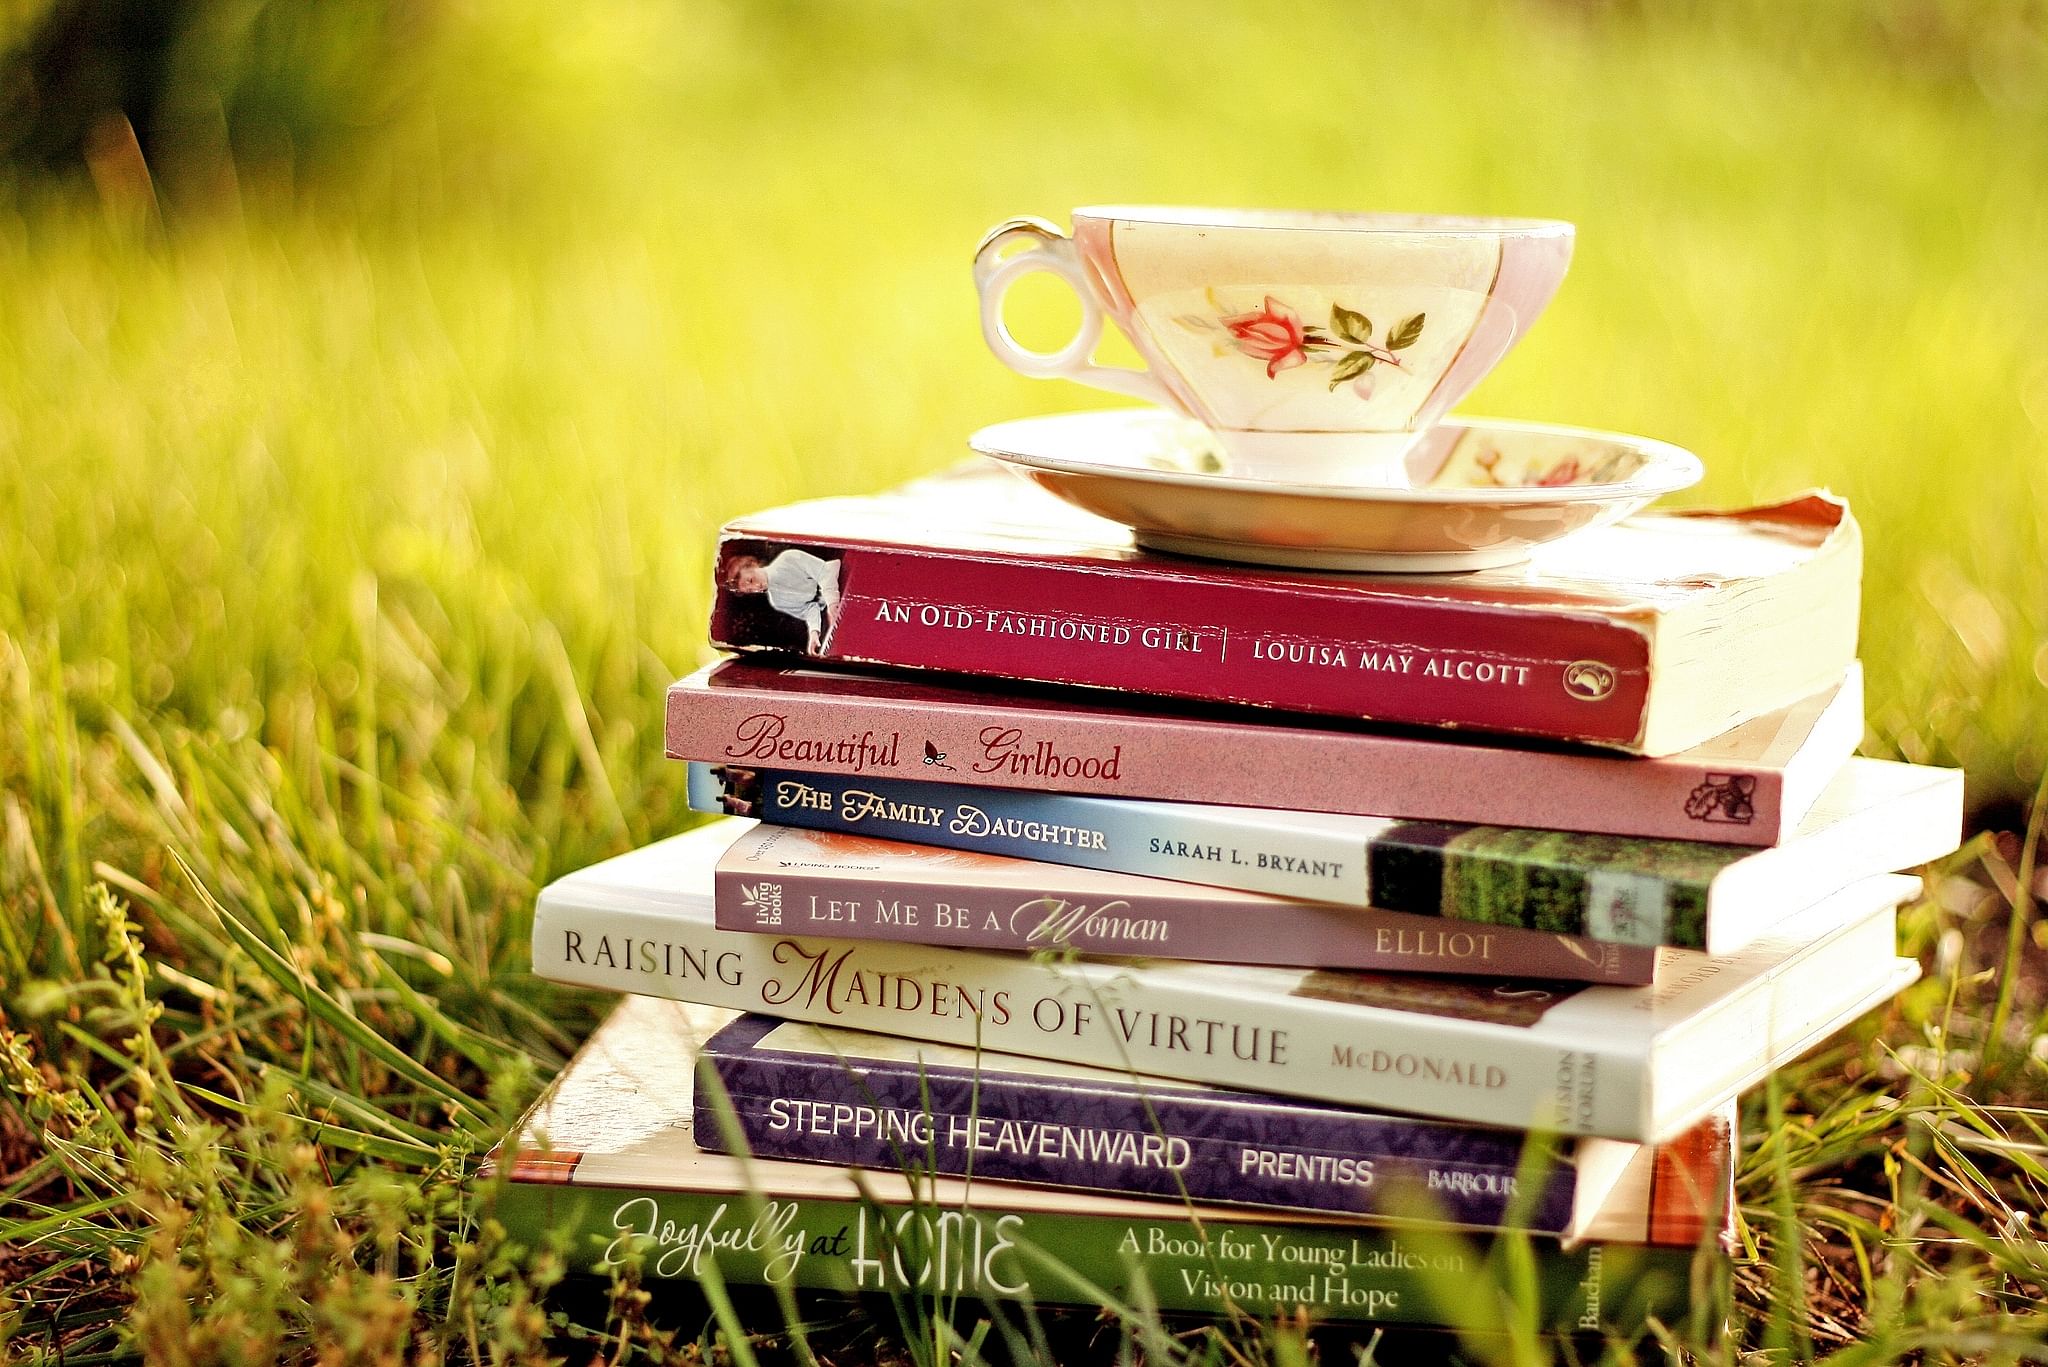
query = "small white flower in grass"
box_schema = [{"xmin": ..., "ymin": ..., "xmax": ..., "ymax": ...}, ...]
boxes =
[{"xmin": 1937, "ymin": 927, "xmax": 1966, "ymax": 975}]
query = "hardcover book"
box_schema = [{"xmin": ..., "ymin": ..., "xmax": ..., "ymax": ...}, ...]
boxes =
[
  {"xmin": 707, "ymin": 464, "xmax": 1861, "ymax": 755},
  {"xmin": 668, "ymin": 659, "xmax": 1865, "ymax": 848},
  {"xmin": 712, "ymin": 823, "xmax": 1660, "ymax": 983},
  {"xmin": 487, "ymin": 995, "xmax": 1715, "ymax": 1331},
  {"xmin": 696, "ymin": 1012, "xmax": 1735, "ymax": 1241},
  {"xmin": 686, "ymin": 756, "xmax": 1963, "ymax": 953},
  {"xmin": 529, "ymin": 819, "xmax": 1921, "ymax": 1141}
]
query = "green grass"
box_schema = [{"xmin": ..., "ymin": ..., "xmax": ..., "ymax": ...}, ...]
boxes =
[{"xmin": 1, "ymin": 0, "xmax": 2045, "ymax": 1360}]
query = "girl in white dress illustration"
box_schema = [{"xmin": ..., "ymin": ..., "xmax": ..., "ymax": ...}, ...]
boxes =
[{"xmin": 719, "ymin": 547, "xmax": 843, "ymax": 651}]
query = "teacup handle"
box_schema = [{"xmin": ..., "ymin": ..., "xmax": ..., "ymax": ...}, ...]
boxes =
[{"xmin": 973, "ymin": 217, "xmax": 1178, "ymax": 407}]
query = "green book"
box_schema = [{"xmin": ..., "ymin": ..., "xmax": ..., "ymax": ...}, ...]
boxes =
[{"xmin": 486, "ymin": 996, "xmax": 1724, "ymax": 1333}]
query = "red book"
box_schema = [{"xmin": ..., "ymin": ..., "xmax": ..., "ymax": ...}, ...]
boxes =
[
  {"xmin": 708, "ymin": 465, "xmax": 1860, "ymax": 756},
  {"xmin": 668, "ymin": 658, "xmax": 1862, "ymax": 847}
]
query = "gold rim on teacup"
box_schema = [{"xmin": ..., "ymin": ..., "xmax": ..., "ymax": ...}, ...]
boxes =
[{"xmin": 973, "ymin": 207, "xmax": 1574, "ymax": 486}]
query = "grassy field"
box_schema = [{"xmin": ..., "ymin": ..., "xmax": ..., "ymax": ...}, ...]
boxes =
[{"xmin": 1, "ymin": 1, "xmax": 2045, "ymax": 1360}]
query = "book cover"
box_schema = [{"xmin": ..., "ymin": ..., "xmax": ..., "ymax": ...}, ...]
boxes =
[
  {"xmin": 687, "ymin": 756, "xmax": 1962, "ymax": 953},
  {"xmin": 668, "ymin": 659, "xmax": 1865, "ymax": 848},
  {"xmin": 695, "ymin": 1013, "xmax": 1734, "ymax": 1242},
  {"xmin": 486, "ymin": 995, "xmax": 1715, "ymax": 1332},
  {"xmin": 529, "ymin": 819, "xmax": 1921, "ymax": 1141},
  {"xmin": 707, "ymin": 464, "xmax": 1860, "ymax": 755},
  {"xmin": 713, "ymin": 823, "xmax": 1659, "ymax": 983}
]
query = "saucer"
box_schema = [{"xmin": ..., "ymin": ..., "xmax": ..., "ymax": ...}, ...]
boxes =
[{"xmin": 968, "ymin": 409, "xmax": 1704, "ymax": 572}]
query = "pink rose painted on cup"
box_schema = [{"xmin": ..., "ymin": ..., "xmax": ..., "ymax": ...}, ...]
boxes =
[{"xmin": 1221, "ymin": 297, "xmax": 1309, "ymax": 377}]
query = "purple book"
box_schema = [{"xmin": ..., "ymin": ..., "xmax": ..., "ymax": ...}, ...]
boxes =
[
  {"xmin": 712, "ymin": 821, "xmax": 1657, "ymax": 983},
  {"xmin": 693, "ymin": 1014, "xmax": 1732, "ymax": 1243}
]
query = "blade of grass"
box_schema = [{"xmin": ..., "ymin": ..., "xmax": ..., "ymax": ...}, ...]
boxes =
[{"xmin": 178, "ymin": 852, "xmax": 489, "ymax": 1128}]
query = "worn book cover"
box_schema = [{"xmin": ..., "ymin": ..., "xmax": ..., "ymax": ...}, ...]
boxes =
[
  {"xmin": 530, "ymin": 819, "xmax": 1920, "ymax": 1141},
  {"xmin": 485, "ymin": 996, "xmax": 1715, "ymax": 1331},
  {"xmin": 668, "ymin": 659, "xmax": 1864, "ymax": 847},
  {"xmin": 695, "ymin": 1012, "xmax": 1734, "ymax": 1240},
  {"xmin": 707, "ymin": 464, "xmax": 1860, "ymax": 755}
]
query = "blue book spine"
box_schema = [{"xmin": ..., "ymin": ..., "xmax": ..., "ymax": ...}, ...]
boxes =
[
  {"xmin": 685, "ymin": 761, "xmax": 1378, "ymax": 903},
  {"xmin": 693, "ymin": 1015, "xmax": 1578, "ymax": 1230}
]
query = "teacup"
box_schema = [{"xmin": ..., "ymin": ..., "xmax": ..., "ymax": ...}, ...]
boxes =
[{"xmin": 973, "ymin": 206, "xmax": 1573, "ymax": 484}]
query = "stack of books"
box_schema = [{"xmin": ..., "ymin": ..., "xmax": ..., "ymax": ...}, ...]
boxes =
[{"xmin": 492, "ymin": 466, "xmax": 1963, "ymax": 1338}]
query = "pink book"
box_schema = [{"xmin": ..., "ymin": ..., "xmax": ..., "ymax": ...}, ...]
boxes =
[
  {"xmin": 712, "ymin": 822, "xmax": 1659, "ymax": 984},
  {"xmin": 707, "ymin": 464, "xmax": 1861, "ymax": 755},
  {"xmin": 669, "ymin": 658, "xmax": 1863, "ymax": 848}
]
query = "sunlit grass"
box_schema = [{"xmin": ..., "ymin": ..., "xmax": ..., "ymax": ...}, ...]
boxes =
[{"xmin": 1, "ymin": 0, "xmax": 2045, "ymax": 1360}]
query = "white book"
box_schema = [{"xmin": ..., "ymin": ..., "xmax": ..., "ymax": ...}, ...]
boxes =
[{"xmin": 533, "ymin": 821, "xmax": 1918, "ymax": 1142}]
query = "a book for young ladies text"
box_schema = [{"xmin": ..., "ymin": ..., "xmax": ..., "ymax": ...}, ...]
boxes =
[
  {"xmin": 486, "ymin": 996, "xmax": 1717, "ymax": 1331},
  {"xmin": 668, "ymin": 659, "xmax": 1864, "ymax": 847},
  {"xmin": 686, "ymin": 756, "xmax": 1962, "ymax": 953},
  {"xmin": 696, "ymin": 1012, "xmax": 1734, "ymax": 1239},
  {"xmin": 708, "ymin": 464, "xmax": 1861, "ymax": 756},
  {"xmin": 529, "ymin": 820, "xmax": 1920, "ymax": 1141}
]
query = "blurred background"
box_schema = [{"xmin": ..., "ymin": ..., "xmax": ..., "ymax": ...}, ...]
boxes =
[{"xmin": 1, "ymin": 0, "xmax": 2043, "ymax": 843}]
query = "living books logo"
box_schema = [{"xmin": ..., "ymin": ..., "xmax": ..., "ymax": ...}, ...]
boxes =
[
  {"xmin": 1562, "ymin": 660, "xmax": 1617, "ymax": 701},
  {"xmin": 1685, "ymin": 773, "xmax": 1758, "ymax": 825},
  {"xmin": 740, "ymin": 881, "xmax": 784, "ymax": 927}
]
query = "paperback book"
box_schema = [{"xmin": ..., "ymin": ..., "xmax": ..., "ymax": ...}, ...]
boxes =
[
  {"xmin": 668, "ymin": 658, "xmax": 1864, "ymax": 848},
  {"xmin": 686, "ymin": 756, "xmax": 1963, "ymax": 953},
  {"xmin": 488, "ymin": 995, "xmax": 1716, "ymax": 1331},
  {"xmin": 529, "ymin": 819, "xmax": 1921, "ymax": 1141},
  {"xmin": 712, "ymin": 823, "xmax": 1659, "ymax": 983},
  {"xmin": 708, "ymin": 464, "xmax": 1861, "ymax": 755},
  {"xmin": 696, "ymin": 1012, "xmax": 1734, "ymax": 1240}
]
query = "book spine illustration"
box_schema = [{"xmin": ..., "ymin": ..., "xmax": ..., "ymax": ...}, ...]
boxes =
[
  {"xmin": 712, "ymin": 862, "xmax": 1659, "ymax": 984},
  {"xmin": 690, "ymin": 765, "xmax": 1741, "ymax": 950},
  {"xmin": 493, "ymin": 1181, "xmax": 1701, "ymax": 1330},
  {"xmin": 708, "ymin": 539, "xmax": 1656, "ymax": 748},
  {"xmin": 694, "ymin": 1046, "xmax": 1581, "ymax": 1230},
  {"xmin": 666, "ymin": 671, "xmax": 1787, "ymax": 847},
  {"xmin": 530, "ymin": 897, "xmax": 1650, "ymax": 1137}
]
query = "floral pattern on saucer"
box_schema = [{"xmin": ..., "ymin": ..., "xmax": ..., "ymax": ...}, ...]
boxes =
[{"xmin": 1453, "ymin": 444, "xmax": 1642, "ymax": 488}]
